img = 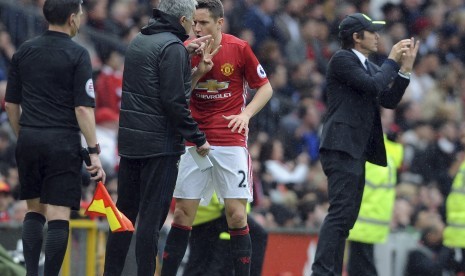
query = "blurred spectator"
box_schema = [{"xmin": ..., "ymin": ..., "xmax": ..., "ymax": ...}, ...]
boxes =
[
  {"xmin": 0, "ymin": 128, "xmax": 16, "ymax": 167},
  {"xmin": 95, "ymin": 49, "xmax": 124, "ymax": 114},
  {"xmin": 274, "ymin": 0, "xmax": 305, "ymax": 52},
  {"xmin": 84, "ymin": 0, "xmax": 126, "ymax": 63},
  {"xmin": 410, "ymin": 120, "xmax": 460, "ymax": 197},
  {"xmin": 252, "ymin": 63, "xmax": 291, "ymax": 135},
  {"xmin": 108, "ymin": 0, "xmax": 136, "ymax": 37},
  {"xmin": 436, "ymin": 23, "xmax": 462, "ymax": 64},
  {"xmin": 0, "ymin": 1, "xmax": 47, "ymax": 47},
  {"xmin": 380, "ymin": 3, "xmax": 403, "ymax": 24},
  {"xmin": 84, "ymin": 0, "xmax": 113, "ymax": 33},
  {"xmin": 421, "ymin": 3, "xmax": 446, "ymax": 54},
  {"xmin": 405, "ymin": 224, "xmax": 458, "ymax": 276},
  {"xmin": 326, "ymin": 1, "xmax": 356, "ymax": 41},
  {"xmin": 242, "ymin": 0, "xmax": 285, "ymax": 51},
  {"xmin": 411, "ymin": 17, "xmax": 433, "ymax": 56},
  {"xmin": 0, "ymin": 181, "xmax": 12, "ymax": 222},
  {"xmin": 257, "ymin": 39, "xmax": 284, "ymax": 67},
  {"xmin": 0, "ymin": 23, "xmax": 15, "ymax": 75},
  {"xmin": 391, "ymin": 197, "xmax": 414, "ymax": 231},
  {"xmin": 0, "ymin": 23, "xmax": 16, "ymax": 112},
  {"xmin": 94, "ymin": 107, "xmax": 119, "ymax": 177},
  {"xmin": 401, "ymin": 120, "xmax": 435, "ymax": 174},
  {"xmin": 225, "ymin": 0, "xmax": 253, "ymax": 37},
  {"xmin": 10, "ymin": 199, "xmax": 27, "ymax": 223},
  {"xmin": 421, "ymin": 64, "xmax": 463, "ymax": 122},
  {"xmin": 105, "ymin": 176, "xmax": 118, "ymax": 203},
  {"xmin": 294, "ymin": 100, "xmax": 322, "ymax": 164},
  {"xmin": 404, "ymin": 51, "xmax": 440, "ymax": 104},
  {"xmin": 399, "ymin": 0, "xmax": 423, "ymax": 35},
  {"xmin": 298, "ymin": 191, "xmax": 327, "ymax": 230},
  {"xmin": 395, "ymin": 100, "xmax": 422, "ymax": 132},
  {"xmin": 259, "ymin": 138, "xmax": 309, "ymax": 186}
]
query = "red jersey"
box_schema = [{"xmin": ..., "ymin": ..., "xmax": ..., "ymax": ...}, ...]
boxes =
[
  {"xmin": 95, "ymin": 66, "xmax": 123, "ymax": 114},
  {"xmin": 186, "ymin": 34, "xmax": 269, "ymax": 147}
]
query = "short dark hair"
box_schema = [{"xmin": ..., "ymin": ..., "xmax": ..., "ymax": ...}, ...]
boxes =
[
  {"xmin": 43, "ymin": 0, "xmax": 82, "ymax": 25},
  {"xmin": 197, "ymin": 0, "xmax": 224, "ymax": 19},
  {"xmin": 340, "ymin": 30, "xmax": 365, "ymax": 49}
]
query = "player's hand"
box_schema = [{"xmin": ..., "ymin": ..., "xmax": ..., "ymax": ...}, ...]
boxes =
[
  {"xmin": 86, "ymin": 154, "xmax": 106, "ymax": 183},
  {"xmin": 197, "ymin": 39, "xmax": 221, "ymax": 75},
  {"xmin": 186, "ymin": 35, "xmax": 211, "ymax": 56},
  {"xmin": 222, "ymin": 113, "xmax": 250, "ymax": 137},
  {"xmin": 400, "ymin": 37, "xmax": 420, "ymax": 73},
  {"xmin": 196, "ymin": 141, "xmax": 211, "ymax": 157}
]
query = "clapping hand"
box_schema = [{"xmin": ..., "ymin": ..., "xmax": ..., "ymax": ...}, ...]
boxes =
[
  {"xmin": 400, "ymin": 37, "xmax": 420, "ymax": 73},
  {"xmin": 388, "ymin": 38, "xmax": 413, "ymax": 63}
]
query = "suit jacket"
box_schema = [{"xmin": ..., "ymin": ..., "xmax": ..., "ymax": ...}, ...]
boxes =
[{"xmin": 319, "ymin": 49, "xmax": 410, "ymax": 166}]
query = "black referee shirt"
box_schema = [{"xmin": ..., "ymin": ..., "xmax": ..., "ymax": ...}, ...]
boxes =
[{"xmin": 5, "ymin": 30, "xmax": 96, "ymax": 130}]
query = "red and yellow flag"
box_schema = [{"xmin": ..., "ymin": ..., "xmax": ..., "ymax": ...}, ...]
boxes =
[{"xmin": 85, "ymin": 181, "xmax": 134, "ymax": 232}]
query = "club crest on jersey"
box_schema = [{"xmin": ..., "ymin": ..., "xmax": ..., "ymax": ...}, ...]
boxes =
[
  {"xmin": 85, "ymin": 78, "xmax": 95, "ymax": 99},
  {"xmin": 196, "ymin": 80, "xmax": 230, "ymax": 93},
  {"xmin": 257, "ymin": 64, "xmax": 267, "ymax": 79},
  {"xmin": 221, "ymin": 63, "xmax": 234, "ymax": 77}
]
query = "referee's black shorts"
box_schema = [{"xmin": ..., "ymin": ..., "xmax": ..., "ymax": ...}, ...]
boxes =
[{"xmin": 16, "ymin": 127, "xmax": 83, "ymax": 210}]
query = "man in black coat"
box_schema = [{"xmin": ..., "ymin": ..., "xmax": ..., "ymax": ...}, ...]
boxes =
[
  {"xmin": 311, "ymin": 13, "xmax": 419, "ymax": 276},
  {"xmin": 103, "ymin": 0, "xmax": 219, "ymax": 275}
]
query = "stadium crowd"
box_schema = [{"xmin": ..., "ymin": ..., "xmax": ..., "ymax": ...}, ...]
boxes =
[{"xmin": 1, "ymin": 0, "xmax": 465, "ymax": 273}]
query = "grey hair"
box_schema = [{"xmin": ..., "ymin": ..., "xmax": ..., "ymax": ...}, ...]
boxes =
[{"xmin": 158, "ymin": 0, "xmax": 198, "ymax": 21}]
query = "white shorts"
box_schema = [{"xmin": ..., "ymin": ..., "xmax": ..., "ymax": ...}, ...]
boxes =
[{"xmin": 174, "ymin": 146, "xmax": 253, "ymax": 205}]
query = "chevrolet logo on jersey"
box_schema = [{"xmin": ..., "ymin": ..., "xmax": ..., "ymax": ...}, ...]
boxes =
[{"xmin": 196, "ymin": 80, "xmax": 230, "ymax": 93}]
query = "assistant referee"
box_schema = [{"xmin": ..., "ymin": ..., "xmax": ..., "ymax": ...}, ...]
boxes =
[{"xmin": 4, "ymin": 0, "xmax": 105, "ymax": 275}]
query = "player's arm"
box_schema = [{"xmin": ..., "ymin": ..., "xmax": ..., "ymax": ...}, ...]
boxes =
[
  {"xmin": 75, "ymin": 106, "xmax": 106, "ymax": 182},
  {"xmin": 242, "ymin": 82, "xmax": 273, "ymax": 118},
  {"xmin": 223, "ymin": 82, "xmax": 273, "ymax": 136},
  {"xmin": 5, "ymin": 103, "xmax": 21, "ymax": 137},
  {"xmin": 75, "ymin": 106, "xmax": 98, "ymax": 149},
  {"xmin": 74, "ymin": 49, "xmax": 105, "ymax": 182},
  {"xmin": 223, "ymin": 42, "xmax": 272, "ymax": 135},
  {"xmin": 5, "ymin": 52, "xmax": 22, "ymax": 137}
]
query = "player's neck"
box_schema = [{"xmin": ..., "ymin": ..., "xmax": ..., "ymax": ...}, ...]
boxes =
[
  {"xmin": 213, "ymin": 32, "xmax": 223, "ymax": 48},
  {"xmin": 48, "ymin": 25, "xmax": 72, "ymax": 37}
]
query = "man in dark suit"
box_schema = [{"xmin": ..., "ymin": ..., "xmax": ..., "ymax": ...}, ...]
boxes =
[{"xmin": 311, "ymin": 13, "xmax": 419, "ymax": 276}]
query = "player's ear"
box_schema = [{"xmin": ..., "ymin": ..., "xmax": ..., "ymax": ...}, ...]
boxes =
[
  {"xmin": 69, "ymin": 13, "xmax": 75, "ymax": 26},
  {"xmin": 180, "ymin": 16, "xmax": 187, "ymax": 25},
  {"xmin": 353, "ymin": 32, "xmax": 361, "ymax": 43},
  {"xmin": 217, "ymin": 18, "xmax": 224, "ymax": 31}
]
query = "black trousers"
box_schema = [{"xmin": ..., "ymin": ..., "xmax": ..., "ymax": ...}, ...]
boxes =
[
  {"xmin": 183, "ymin": 214, "xmax": 268, "ymax": 276},
  {"xmin": 104, "ymin": 155, "xmax": 180, "ymax": 276},
  {"xmin": 312, "ymin": 150, "xmax": 366, "ymax": 276},
  {"xmin": 347, "ymin": 241, "xmax": 377, "ymax": 276}
]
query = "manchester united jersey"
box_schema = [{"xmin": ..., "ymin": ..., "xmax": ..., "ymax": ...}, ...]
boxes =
[{"xmin": 186, "ymin": 34, "xmax": 269, "ymax": 147}]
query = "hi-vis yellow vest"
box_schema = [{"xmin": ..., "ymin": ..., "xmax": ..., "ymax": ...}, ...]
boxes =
[
  {"xmin": 443, "ymin": 161, "xmax": 465, "ymax": 248},
  {"xmin": 193, "ymin": 194, "xmax": 224, "ymax": 226},
  {"xmin": 193, "ymin": 194, "xmax": 251, "ymax": 227},
  {"xmin": 348, "ymin": 137, "xmax": 403, "ymax": 244}
]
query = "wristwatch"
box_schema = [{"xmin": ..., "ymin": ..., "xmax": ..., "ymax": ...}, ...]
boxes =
[{"xmin": 88, "ymin": 143, "xmax": 101, "ymax": 155}]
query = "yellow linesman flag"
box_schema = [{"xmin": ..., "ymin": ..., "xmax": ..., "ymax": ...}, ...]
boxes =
[{"xmin": 85, "ymin": 181, "xmax": 134, "ymax": 232}]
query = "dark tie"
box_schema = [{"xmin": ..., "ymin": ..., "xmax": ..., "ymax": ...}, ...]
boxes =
[{"xmin": 365, "ymin": 59, "xmax": 372, "ymax": 76}]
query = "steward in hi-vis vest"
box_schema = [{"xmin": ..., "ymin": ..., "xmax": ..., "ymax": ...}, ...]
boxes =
[
  {"xmin": 443, "ymin": 161, "xmax": 465, "ymax": 248},
  {"xmin": 348, "ymin": 136, "xmax": 403, "ymax": 243}
]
